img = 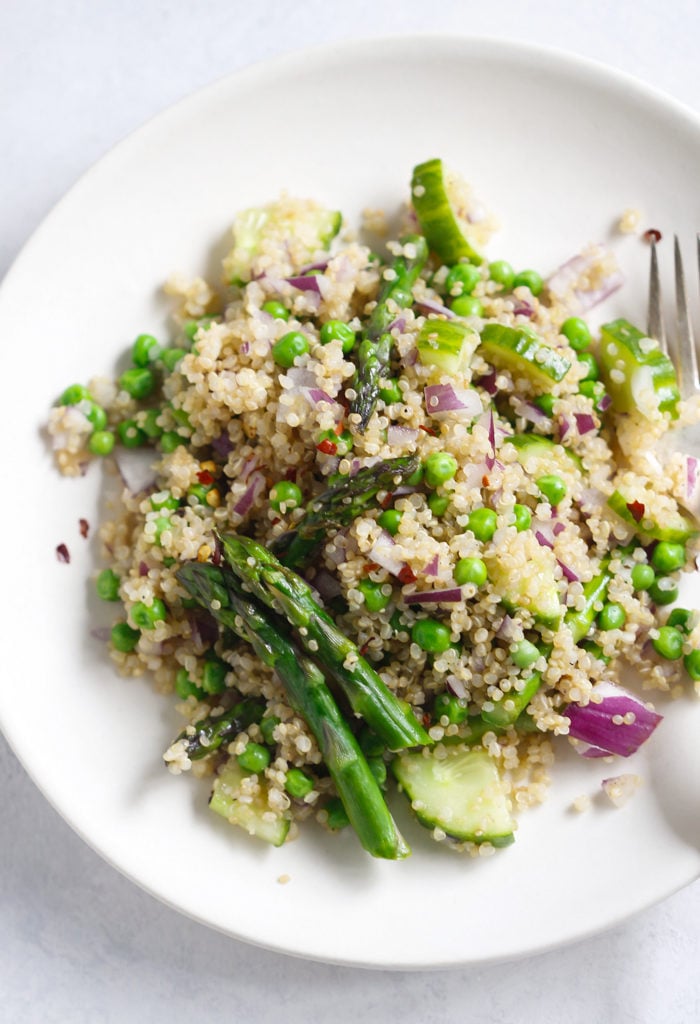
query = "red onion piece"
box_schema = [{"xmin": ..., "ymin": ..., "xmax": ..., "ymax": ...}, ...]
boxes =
[
  {"xmin": 307, "ymin": 388, "xmax": 335, "ymax": 405},
  {"xmin": 299, "ymin": 260, "xmax": 329, "ymax": 274},
  {"xmin": 535, "ymin": 530, "xmax": 554, "ymax": 550},
  {"xmin": 512, "ymin": 298, "xmax": 534, "ymax": 317},
  {"xmin": 387, "ymin": 425, "xmax": 419, "ymax": 447},
  {"xmin": 495, "ymin": 614, "xmax": 519, "ymax": 641},
  {"xmin": 240, "ymin": 341, "xmax": 250, "ymax": 355},
  {"xmin": 233, "ymin": 470, "xmax": 265, "ymax": 517},
  {"xmin": 416, "ymin": 298, "xmax": 456, "ymax": 319},
  {"xmin": 113, "ymin": 448, "xmax": 158, "ymax": 494},
  {"xmin": 388, "ymin": 317, "xmax": 407, "ymax": 332},
  {"xmin": 485, "ymin": 409, "xmax": 497, "ymax": 471},
  {"xmin": 139, "ymin": 561, "xmax": 149, "ymax": 577},
  {"xmin": 512, "ymin": 397, "xmax": 550, "ymax": 427},
  {"xmin": 285, "ymin": 274, "xmax": 323, "ymax": 294},
  {"xmin": 598, "ymin": 393, "xmax": 612, "ymax": 412},
  {"xmin": 575, "ymin": 741, "xmax": 613, "ymax": 759},
  {"xmin": 404, "ymin": 586, "xmax": 464, "ymax": 605},
  {"xmin": 557, "ymin": 559, "xmax": 580, "ymax": 583},
  {"xmin": 552, "ymin": 521, "xmax": 565, "ymax": 536},
  {"xmin": 574, "ymin": 412, "xmax": 597, "ymax": 435},
  {"xmin": 423, "ymin": 554, "xmax": 439, "ymax": 577},
  {"xmin": 211, "ymin": 432, "xmax": 234, "ymax": 458},
  {"xmin": 446, "ymin": 674, "xmax": 468, "ymax": 699},
  {"xmin": 686, "ymin": 455, "xmax": 699, "ymax": 500},
  {"xmin": 311, "ymin": 568, "xmax": 343, "ymax": 601},
  {"xmin": 239, "ymin": 455, "xmax": 258, "ymax": 482},
  {"xmin": 424, "ymin": 383, "xmax": 483, "ymax": 421},
  {"xmin": 477, "ymin": 371, "xmax": 498, "ymax": 396},
  {"xmin": 547, "ymin": 248, "xmax": 624, "ymax": 313},
  {"xmin": 559, "ymin": 416, "xmax": 571, "ymax": 441},
  {"xmin": 369, "ymin": 530, "xmax": 406, "ymax": 577},
  {"xmin": 564, "ymin": 681, "xmax": 663, "ymax": 757}
]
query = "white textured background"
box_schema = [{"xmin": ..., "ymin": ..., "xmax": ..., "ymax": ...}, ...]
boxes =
[{"xmin": 3, "ymin": 2, "xmax": 700, "ymax": 1021}]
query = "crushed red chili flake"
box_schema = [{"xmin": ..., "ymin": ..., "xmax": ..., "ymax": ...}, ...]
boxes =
[
  {"xmin": 422, "ymin": 713, "xmax": 432, "ymax": 728},
  {"xmin": 379, "ymin": 491, "xmax": 394, "ymax": 510},
  {"xmin": 643, "ymin": 228, "xmax": 662, "ymax": 244},
  {"xmin": 362, "ymin": 561, "xmax": 380, "ymax": 575},
  {"xmin": 283, "ymin": 468, "xmax": 297, "ymax": 481},
  {"xmin": 398, "ymin": 565, "xmax": 417, "ymax": 585},
  {"xmin": 197, "ymin": 470, "xmax": 215, "ymax": 485},
  {"xmin": 56, "ymin": 543, "xmax": 70, "ymax": 564},
  {"xmin": 359, "ymin": 641, "xmax": 372, "ymax": 656},
  {"xmin": 419, "ymin": 424, "xmax": 437, "ymax": 437},
  {"xmin": 482, "ymin": 475, "xmax": 490, "ymax": 488},
  {"xmin": 317, "ymin": 439, "xmax": 337, "ymax": 455},
  {"xmin": 78, "ymin": 518, "xmax": 89, "ymax": 538},
  {"xmin": 626, "ymin": 500, "xmax": 645, "ymax": 523}
]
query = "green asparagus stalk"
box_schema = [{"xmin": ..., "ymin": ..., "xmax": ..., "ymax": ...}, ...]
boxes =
[
  {"xmin": 218, "ymin": 533, "xmax": 431, "ymax": 751},
  {"xmin": 271, "ymin": 455, "xmax": 420, "ymax": 569},
  {"xmin": 168, "ymin": 698, "xmax": 264, "ymax": 761},
  {"xmin": 350, "ymin": 234, "xmax": 428, "ymax": 430},
  {"xmin": 563, "ymin": 561, "xmax": 612, "ymax": 644},
  {"xmin": 176, "ymin": 561, "xmax": 409, "ymax": 859}
]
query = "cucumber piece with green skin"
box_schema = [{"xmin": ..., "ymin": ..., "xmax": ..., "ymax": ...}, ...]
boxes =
[
  {"xmin": 392, "ymin": 746, "xmax": 515, "ymax": 846},
  {"xmin": 224, "ymin": 205, "xmax": 342, "ymax": 285},
  {"xmin": 564, "ymin": 563, "xmax": 611, "ymax": 643},
  {"xmin": 210, "ymin": 760, "xmax": 290, "ymax": 847},
  {"xmin": 607, "ymin": 490, "xmax": 698, "ymax": 544},
  {"xmin": 487, "ymin": 539, "xmax": 562, "ymax": 628},
  {"xmin": 416, "ymin": 319, "xmax": 480, "ymax": 375},
  {"xmin": 479, "ymin": 324, "xmax": 571, "ymax": 389},
  {"xmin": 599, "ymin": 319, "xmax": 679, "ymax": 419},
  {"xmin": 507, "ymin": 433, "xmax": 583, "ymax": 472},
  {"xmin": 411, "ymin": 158, "xmax": 483, "ymax": 265}
]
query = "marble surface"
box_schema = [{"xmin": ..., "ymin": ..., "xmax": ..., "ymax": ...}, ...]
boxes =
[{"xmin": 2, "ymin": 1, "xmax": 700, "ymax": 1020}]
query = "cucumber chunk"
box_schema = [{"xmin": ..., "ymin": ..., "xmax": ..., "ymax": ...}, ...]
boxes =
[
  {"xmin": 486, "ymin": 536, "xmax": 562, "ymax": 627},
  {"xmin": 416, "ymin": 319, "xmax": 480, "ymax": 375},
  {"xmin": 479, "ymin": 324, "xmax": 571, "ymax": 388},
  {"xmin": 507, "ymin": 433, "xmax": 583, "ymax": 473},
  {"xmin": 392, "ymin": 746, "xmax": 514, "ymax": 846},
  {"xmin": 411, "ymin": 158, "xmax": 483, "ymax": 265},
  {"xmin": 607, "ymin": 489, "xmax": 698, "ymax": 543},
  {"xmin": 599, "ymin": 319, "xmax": 679, "ymax": 419},
  {"xmin": 210, "ymin": 760, "xmax": 290, "ymax": 847}
]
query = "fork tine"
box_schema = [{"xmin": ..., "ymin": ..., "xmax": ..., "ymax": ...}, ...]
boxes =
[
  {"xmin": 671, "ymin": 234, "xmax": 699, "ymax": 400},
  {"xmin": 647, "ymin": 238, "xmax": 667, "ymax": 352}
]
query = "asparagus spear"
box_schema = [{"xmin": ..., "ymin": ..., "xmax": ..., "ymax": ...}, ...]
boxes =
[
  {"xmin": 167, "ymin": 698, "xmax": 263, "ymax": 762},
  {"xmin": 218, "ymin": 533, "xmax": 431, "ymax": 751},
  {"xmin": 350, "ymin": 234, "xmax": 428, "ymax": 430},
  {"xmin": 271, "ymin": 454, "xmax": 420, "ymax": 569},
  {"xmin": 177, "ymin": 561, "xmax": 409, "ymax": 859}
]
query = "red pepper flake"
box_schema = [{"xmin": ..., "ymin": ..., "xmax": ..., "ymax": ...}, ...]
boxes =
[
  {"xmin": 482, "ymin": 475, "xmax": 490, "ymax": 488},
  {"xmin": 422, "ymin": 713, "xmax": 432, "ymax": 728},
  {"xmin": 283, "ymin": 468, "xmax": 297, "ymax": 481},
  {"xmin": 398, "ymin": 565, "xmax": 417, "ymax": 585},
  {"xmin": 270, "ymin": 517, "xmax": 281, "ymax": 526},
  {"xmin": 379, "ymin": 491, "xmax": 394, "ymax": 510},
  {"xmin": 362, "ymin": 562, "xmax": 380, "ymax": 575},
  {"xmin": 197, "ymin": 470, "xmax": 215, "ymax": 485},
  {"xmin": 317, "ymin": 439, "xmax": 338, "ymax": 455},
  {"xmin": 359, "ymin": 641, "xmax": 371, "ymax": 656},
  {"xmin": 56, "ymin": 543, "xmax": 70, "ymax": 564},
  {"xmin": 643, "ymin": 228, "xmax": 662, "ymax": 244},
  {"xmin": 419, "ymin": 424, "xmax": 437, "ymax": 437},
  {"xmin": 626, "ymin": 500, "xmax": 645, "ymax": 523},
  {"xmin": 78, "ymin": 518, "xmax": 89, "ymax": 539}
]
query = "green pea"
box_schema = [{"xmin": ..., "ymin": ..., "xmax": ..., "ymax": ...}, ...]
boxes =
[
  {"xmin": 202, "ymin": 659, "xmax": 228, "ymax": 694},
  {"xmin": 260, "ymin": 716, "xmax": 281, "ymax": 745},
  {"xmin": 269, "ymin": 480, "xmax": 303, "ymax": 513},
  {"xmin": 162, "ymin": 557, "xmax": 176, "ymax": 568},
  {"xmin": 183, "ymin": 317, "xmax": 214, "ymax": 340},
  {"xmin": 510, "ymin": 639, "xmax": 541, "ymax": 669},
  {"xmin": 319, "ymin": 320, "xmax": 356, "ymax": 354},
  {"xmin": 378, "ymin": 509, "xmax": 402, "ymax": 536},
  {"xmin": 579, "ymin": 639, "xmax": 611, "ymax": 665},
  {"xmin": 444, "ymin": 263, "xmax": 481, "ymax": 297},
  {"xmin": 578, "ymin": 380, "xmax": 607, "ymax": 408},
  {"xmin": 652, "ymin": 625, "xmax": 684, "ymax": 660},
  {"xmin": 272, "ymin": 330, "xmax": 310, "ymax": 367},
  {"xmin": 411, "ymin": 618, "xmax": 452, "ymax": 653},
  {"xmin": 513, "ymin": 504, "xmax": 532, "ymax": 532},
  {"xmin": 598, "ymin": 602, "xmax": 626, "ymax": 631},
  {"xmin": 141, "ymin": 408, "xmax": 164, "ymax": 439},
  {"xmin": 488, "ymin": 260, "xmax": 515, "ymax": 289},
  {"xmin": 187, "ymin": 483, "xmax": 210, "ymax": 506},
  {"xmin": 367, "ymin": 757, "xmax": 387, "ymax": 788},
  {"xmin": 359, "ymin": 578, "xmax": 391, "ymax": 613},
  {"xmin": 88, "ymin": 430, "xmax": 115, "ymax": 456},
  {"xmin": 60, "ymin": 383, "xmax": 91, "ymax": 406},
  {"xmin": 160, "ymin": 348, "xmax": 185, "ymax": 372},
  {"xmin": 150, "ymin": 490, "xmax": 179, "ymax": 511},
  {"xmin": 318, "ymin": 428, "xmax": 353, "ymax": 456},
  {"xmin": 285, "ymin": 767, "xmax": 314, "ymax": 799},
  {"xmin": 111, "ymin": 621, "xmax": 139, "ymax": 652},
  {"xmin": 132, "ymin": 333, "xmax": 162, "ymax": 367},
  {"xmin": 261, "ymin": 300, "xmax": 290, "ymax": 321},
  {"xmin": 325, "ymin": 797, "xmax": 350, "ymax": 830},
  {"xmin": 84, "ymin": 400, "xmax": 108, "ymax": 431},
  {"xmin": 651, "ymin": 541, "xmax": 686, "ymax": 574},
  {"xmin": 450, "ymin": 295, "xmax": 483, "ymax": 318},
  {"xmin": 537, "ymin": 474, "xmax": 567, "ymax": 506},
  {"xmin": 237, "ymin": 742, "xmax": 271, "ymax": 774},
  {"xmin": 119, "ymin": 367, "xmax": 155, "ymax": 400},
  {"xmin": 160, "ymin": 431, "xmax": 185, "ymax": 453},
  {"xmin": 379, "ymin": 379, "xmax": 403, "ymax": 404},
  {"xmin": 175, "ymin": 668, "xmax": 204, "ymax": 700},
  {"xmin": 424, "ymin": 451, "xmax": 458, "ymax": 488},
  {"xmin": 433, "ymin": 692, "xmax": 469, "ymax": 725},
  {"xmin": 153, "ymin": 514, "xmax": 174, "ymax": 545},
  {"xmin": 577, "ymin": 352, "xmax": 599, "ymax": 382},
  {"xmin": 631, "ymin": 562, "xmax": 655, "ymax": 592},
  {"xmin": 560, "ymin": 316, "xmax": 591, "ymax": 352},
  {"xmin": 683, "ymin": 649, "xmax": 700, "ymax": 681},
  {"xmin": 667, "ymin": 608, "xmax": 692, "ymax": 633},
  {"xmin": 512, "ymin": 269, "xmax": 543, "ymax": 296},
  {"xmin": 427, "ymin": 492, "xmax": 450, "ymax": 517},
  {"xmin": 131, "ymin": 598, "xmax": 167, "ymax": 630},
  {"xmin": 535, "ymin": 394, "xmax": 555, "ymax": 417},
  {"xmin": 649, "ymin": 580, "xmax": 679, "ymax": 605},
  {"xmin": 454, "ymin": 557, "xmax": 488, "ymax": 587},
  {"xmin": 96, "ymin": 568, "xmax": 120, "ymax": 601},
  {"xmin": 466, "ymin": 507, "xmax": 497, "ymax": 542},
  {"xmin": 117, "ymin": 419, "xmax": 146, "ymax": 448}
]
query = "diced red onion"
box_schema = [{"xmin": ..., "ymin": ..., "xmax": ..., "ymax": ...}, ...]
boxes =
[
  {"xmin": 574, "ymin": 741, "xmax": 613, "ymax": 759},
  {"xmin": 496, "ymin": 614, "xmax": 519, "ymax": 640},
  {"xmin": 90, "ymin": 626, "xmax": 112, "ymax": 642},
  {"xmin": 485, "ymin": 409, "xmax": 497, "ymax": 471},
  {"xmin": 535, "ymin": 530, "xmax": 554, "ymax": 550},
  {"xmin": 477, "ymin": 371, "xmax": 498, "ymax": 396},
  {"xmin": 416, "ymin": 298, "xmax": 456, "ymax": 319},
  {"xmin": 559, "ymin": 416, "xmax": 571, "ymax": 440},
  {"xmin": 307, "ymin": 387, "xmax": 335, "ymax": 405},
  {"xmin": 113, "ymin": 448, "xmax": 157, "ymax": 494},
  {"xmin": 423, "ymin": 554, "xmax": 439, "ymax": 577},
  {"xmin": 404, "ymin": 586, "xmax": 464, "ymax": 605},
  {"xmin": 574, "ymin": 412, "xmax": 597, "ymax": 435},
  {"xmin": 239, "ymin": 454, "xmax": 258, "ymax": 482},
  {"xmin": 512, "ymin": 298, "xmax": 534, "ymax": 317},
  {"xmin": 557, "ymin": 559, "xmax": 580, "ymax": 583},
  {"xmin": 446, "ymin": 674, "xmax": 468, "ymax": 699},
  {"xmin": 369, "ymin": 530, "xmax": 406, "ymax": 577},
  {"xmin": 686, "ymin": 455, "xmax": 699, "ymax": 500},
  {"xmin": 211, "ymin": 432, "xmax": 234, "ymax": 458},
  {"xmin": 547, "ymin": 248, "xmax": 624, "ymax": 313},
  {"xmin": 240, "ymin": 341, "xmax": 250, "ymax": 355},
  {"xmin": 512, "ymin": 397, "xmax": 550, "ymax": 427},
  {"xmin": 139, "ymin": 560, "xmax": 149, "ymax": 577},
  {"xmin": 285, "ymin": 274, "xmax": 323, "ymax": 294},
  {"xmin": 387, "ymin": 425, "xmax": 419, "ymax": 447},
  {"xmin": 311, "ymin": 568, "xmax": 343, "ymax": 601},
  {"xmin": 424, "ymin": 383, "xmax": 483, "ymax": 421},
  {"xmin": 388, "ymin": 317, "xmax": 406, "ymax": 332},
  {"xmin": 285, "ymin": 367, "xmax": 317, "ymax": 388},
  {"xmin": 552, "ymin": 521, "xmax": 566, "ymax": 536},
  {"xmin": 233, "ymin": 470, "xmax": 265, "ymax": 517},
  {"xmin": 299, "ymin": 260, "xmax": 329, "ymax": 274},
  {"xmin": 564, "ymin": 681, "xmax": 663, "ymax": 757},
  {"xmin": 598, "ymin": 393, "xmax": 612, "ymax": 412}
]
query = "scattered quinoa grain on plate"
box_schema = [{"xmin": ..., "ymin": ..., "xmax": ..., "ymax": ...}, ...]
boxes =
[{"xmin": 47, "ymin": 158, "xmax": 700, "ymax": 861}]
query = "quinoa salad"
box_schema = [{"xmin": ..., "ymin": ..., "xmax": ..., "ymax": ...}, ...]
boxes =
[{"xmin": 48, "ymin": 159, "xmax": 700, "ymax": 860}]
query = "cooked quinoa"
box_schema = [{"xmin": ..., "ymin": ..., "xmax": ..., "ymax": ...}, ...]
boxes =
[{"xmin": 48, "ymin": 159, "xmax": 700, "ymax": 860}]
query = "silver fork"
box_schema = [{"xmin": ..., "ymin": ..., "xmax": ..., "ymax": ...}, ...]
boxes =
[{"xmin": 647, "ymin": 234, "xmax": 700, "ymax": 399}]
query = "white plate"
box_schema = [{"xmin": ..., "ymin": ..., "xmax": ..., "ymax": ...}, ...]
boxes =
[{"xmin": 2, "ymin": 36, "xmax": 700, "ymax": 969}]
